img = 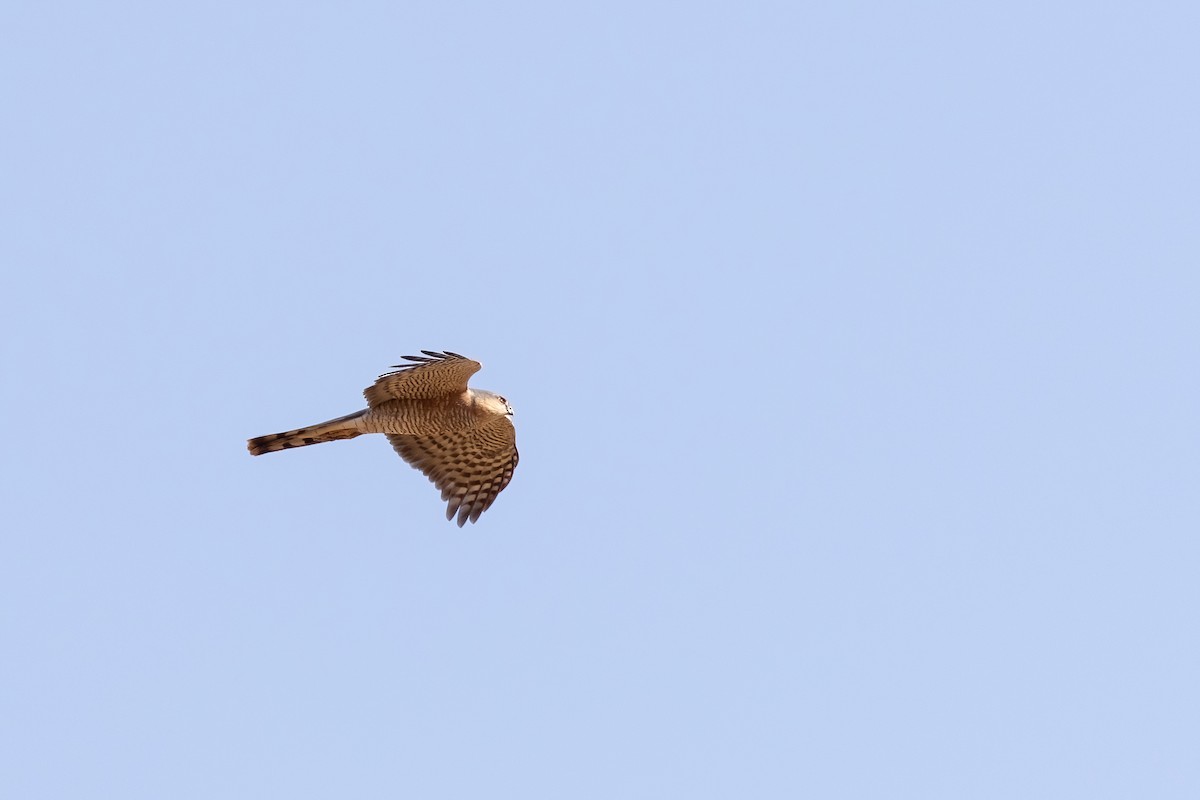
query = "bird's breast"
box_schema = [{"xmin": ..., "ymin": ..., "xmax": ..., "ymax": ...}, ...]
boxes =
[{"xmin": 361, "ymin": 399, "xmax": 478, "ymax": 436}]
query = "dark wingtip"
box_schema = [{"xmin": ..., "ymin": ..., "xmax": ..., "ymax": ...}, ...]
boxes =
[{"xmin": 386, "ymin": 351, "xmax": 467, "ymax": 374}]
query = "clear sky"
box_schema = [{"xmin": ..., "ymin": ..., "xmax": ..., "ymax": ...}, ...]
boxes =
[{"xmin": 3, "ymin": 1, "xmax": 1198, "ymax": 797}]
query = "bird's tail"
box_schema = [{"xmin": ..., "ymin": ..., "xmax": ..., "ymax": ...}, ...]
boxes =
[{"xmin": 247, "ymin": 410, "xmax": 367, "ymax": 456}]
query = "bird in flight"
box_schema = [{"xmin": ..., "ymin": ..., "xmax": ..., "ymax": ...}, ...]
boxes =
[{"xmin": 247, "ymin": 351, "xmax": 518, "ymax": 526}]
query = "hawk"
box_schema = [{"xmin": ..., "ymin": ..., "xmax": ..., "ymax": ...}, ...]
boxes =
[{"xmin": 247, "ymin": 351, "xmax": 517, "ymax": 526}]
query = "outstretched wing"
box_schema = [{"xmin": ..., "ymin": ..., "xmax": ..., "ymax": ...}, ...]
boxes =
[
  {"xmin": 386, "ymin": 416, "xmax": 518, "ymax": 527},
  {"xmin": 364, "ymin": 350, "xmax": 481, "ymax": 406}
]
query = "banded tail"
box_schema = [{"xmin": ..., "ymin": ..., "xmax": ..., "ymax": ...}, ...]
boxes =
[{"xmin": 247, "ymin": 410, "xmax": 367, "ymax": 456}]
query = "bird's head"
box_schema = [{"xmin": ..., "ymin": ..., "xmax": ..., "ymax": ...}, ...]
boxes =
[{"xmin": 471, "ymin": 389, "xmax": 513, "ymax": 417}]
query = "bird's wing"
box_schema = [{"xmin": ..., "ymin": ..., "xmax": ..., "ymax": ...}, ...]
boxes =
[
  {"xmin": 386, "ymin": 416, "xmax": 518, "ymax": 526},
  {"xmin": 364, "ymin": 351, "xmax": 481, "ymax": 406}
]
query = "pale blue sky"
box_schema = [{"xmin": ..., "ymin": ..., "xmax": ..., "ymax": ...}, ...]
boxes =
[{"xmin": 3, "ymin": 1, "xmax": 1198, "ymax": 797}]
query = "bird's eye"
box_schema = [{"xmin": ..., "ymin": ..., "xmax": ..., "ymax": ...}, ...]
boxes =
[{"xmin": 499, "ymin": 396, "xmax": 506, "ymax": 404}]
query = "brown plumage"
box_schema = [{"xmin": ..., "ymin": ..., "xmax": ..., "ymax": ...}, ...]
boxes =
[{"xmin": 247, "ymin": 351, "xmax": 518, "ymax": 526}]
